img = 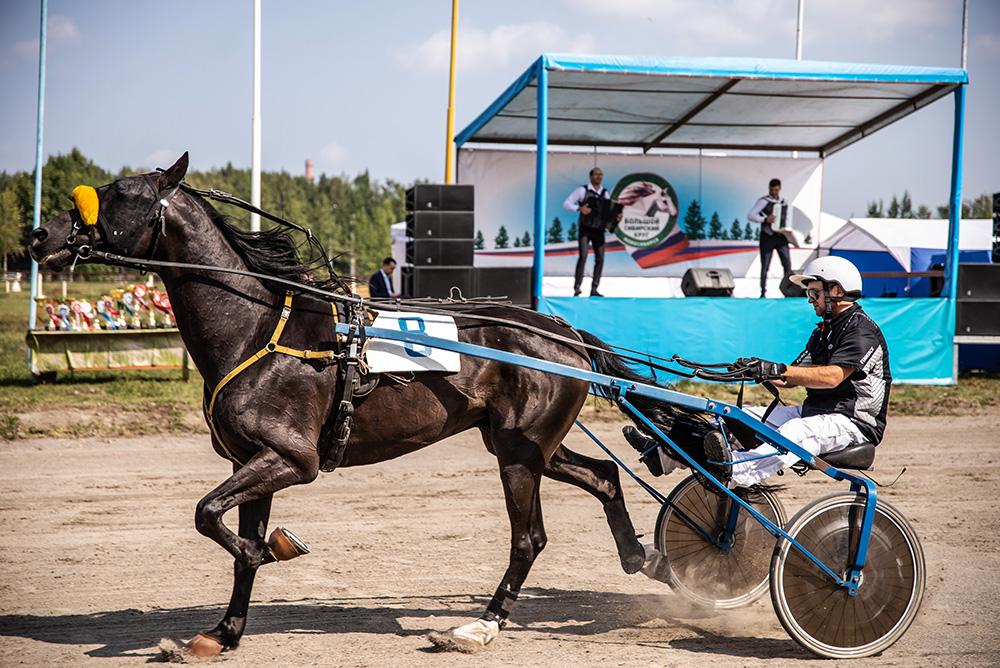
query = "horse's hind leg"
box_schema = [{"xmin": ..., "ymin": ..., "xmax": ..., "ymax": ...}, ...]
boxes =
[
  {"xmin": 544, "ymin": 444, "xmax": 645, "ymax": 574},
  {"xmin": 432, "ymin": 431, "xmax": 547, "ymax": 651}
]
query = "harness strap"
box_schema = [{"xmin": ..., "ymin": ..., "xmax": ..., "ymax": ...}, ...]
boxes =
[{"xmin": 205, "ymin": 291, "xmax": 338, "ymax": 464}]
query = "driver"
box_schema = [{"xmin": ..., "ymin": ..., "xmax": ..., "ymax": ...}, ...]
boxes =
[{"xmin": 623, "ymin": 255, "xmax": 892, "ymax": 488}]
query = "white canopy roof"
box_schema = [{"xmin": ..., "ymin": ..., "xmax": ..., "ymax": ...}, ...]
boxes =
[
  {"xmin": 456, "ymin": 55, "xmax": 967, "ymax": 157},
  {"xmin": 821, "ymin": 218, "xmax": 993, "ymax": 270}
]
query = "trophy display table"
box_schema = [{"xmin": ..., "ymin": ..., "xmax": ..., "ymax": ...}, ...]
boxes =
[{"xmin": 26, "ymin": 329, "xmax": 191, "ymax": 381}]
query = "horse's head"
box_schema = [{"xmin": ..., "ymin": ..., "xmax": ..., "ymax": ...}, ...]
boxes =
[{"xmin": 29, "ymin": 152, "xmax": 189, "ymax": 271}]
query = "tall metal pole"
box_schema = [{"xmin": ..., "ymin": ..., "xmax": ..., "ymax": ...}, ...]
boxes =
[
  {"xmin": 444, "ymin": 0, "xmax": 459, "ymax": 184},
  {"xmin": 27, "ymin": 0, "xmax": 48, "ymax": 365},
  {"xmin": 531, "ymin": 61, "xmax": 548, "ymax": 310},
  {"xmin": 250, "ymin": 0, "xmax": 262, "ymax": 231},
  {"xmin": 795, "ymin": 0, "xmax": 804, "ymax": 60},
  {"xmin": 961, "ymin": 0, "xmax": 968, "ymax": 69},
  {"xmin": 944, "ymin": 86, "xmax": 966, "ymax": 301}
]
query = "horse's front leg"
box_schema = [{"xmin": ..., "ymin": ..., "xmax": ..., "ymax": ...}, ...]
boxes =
[{"xmin": 186, "ymin": 447, "xmax": 318, "ymax": 656}]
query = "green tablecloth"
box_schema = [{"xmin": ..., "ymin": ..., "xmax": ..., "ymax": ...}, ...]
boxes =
[{"xmin": 26, "ymin": 329, "xmax": 190, "ymax": 378}]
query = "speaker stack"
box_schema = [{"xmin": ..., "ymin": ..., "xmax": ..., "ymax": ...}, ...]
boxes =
[
  {"xmin": 956, "ymin": 264, "xmax": 1000, "ymax": 337},
  {"xmin": 681, "ymin": 268, "xmax": 735, "ymax": 297},
  {"xmin": 402, "ymin": 185, "xmax": 475, "ymax": 299}
]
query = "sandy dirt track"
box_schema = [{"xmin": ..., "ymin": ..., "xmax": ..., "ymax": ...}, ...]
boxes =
[{"xmin": 1, "ymin": 415, "xmax": 999, "ymax": 667}]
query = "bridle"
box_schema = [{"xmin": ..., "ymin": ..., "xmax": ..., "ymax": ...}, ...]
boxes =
[{"xmin": 66, "ymin": 174, "xmax": 179, "ymax": 269}]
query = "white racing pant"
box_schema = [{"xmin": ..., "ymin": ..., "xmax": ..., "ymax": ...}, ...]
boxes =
[
  {"xmin": 655, "ymin": 405, "xmax": 866, "ymax": 487},
  {"xmin": 728, "ymin": 405, "xmax": 866, "ymax": 488}
]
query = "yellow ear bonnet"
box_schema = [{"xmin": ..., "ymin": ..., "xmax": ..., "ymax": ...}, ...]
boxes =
[{"xmin": 72, "ymin": 185, "xmax": 100, "ymax": 227}]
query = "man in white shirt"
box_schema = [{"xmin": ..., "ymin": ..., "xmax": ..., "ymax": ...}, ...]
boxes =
[
  {"xmin": 368, "ymin": 257, "xmax": 398, "ymax": 299},
  {"xmin": 563, "ymin": 168, "xmax": 613, "ymax": 297},
  {"xmin": 747, "ymin": 178, "xmax": 792, "ymax": 298}
]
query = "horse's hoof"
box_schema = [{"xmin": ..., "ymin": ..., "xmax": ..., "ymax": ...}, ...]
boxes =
[
  {"xmin": 185, "ymin": 633, "xmax": 225, "ymax": 658},
  {"xmin": 267, "ymin": 527, "xmax": 310, "ymax": 561},
  {"xmin": 427, "ymin": 619, "xmax": 500, "ymax": 653}
]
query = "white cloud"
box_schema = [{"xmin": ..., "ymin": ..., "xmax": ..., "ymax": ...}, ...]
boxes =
[
  {"xmin": 143, "ymin": 149, "xmax": 180, "ymax": 169},
  {"xmin": 401, "ymin": 21, "xmax": 596, "ymax": 73},
  {"xmin": 13, "ymin": 15, "xmax": 81, "ymax": 59},
  {"xmin": 564, "ymin": 0, "xmax": 950, "ymax": 51},
  {"xmin": 320, "ymin": 142, "xmax": 349, "ymax": 166}
]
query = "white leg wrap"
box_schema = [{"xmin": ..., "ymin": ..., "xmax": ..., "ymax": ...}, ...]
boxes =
[{"xmin": 449, "ymin": 618, "xmax": 500, "ymax": 647}]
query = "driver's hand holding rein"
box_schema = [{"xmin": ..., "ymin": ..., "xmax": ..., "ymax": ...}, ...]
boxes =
[{"xmin": 623, "ymin": 256, "xmax": 892, "ymax": 488}]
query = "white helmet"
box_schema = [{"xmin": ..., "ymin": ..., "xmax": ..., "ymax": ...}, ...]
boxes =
[{"xmin": 790, "ymin": 255, "xmax": 863, "ymax": 298}]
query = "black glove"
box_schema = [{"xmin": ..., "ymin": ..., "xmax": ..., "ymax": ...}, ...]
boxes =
[{"xmin": 734, "ymin": 357, "xmax": 787, "ymax": 382}]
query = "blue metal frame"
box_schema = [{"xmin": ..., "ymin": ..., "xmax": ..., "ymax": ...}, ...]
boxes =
[
  {"xmin": 338, "ymin": 323, "xmax": 878, "ymax": 593},
  {"xmin": 532, "ymin": 60, "xmax": 548, "ymax": 309},
  {"xmin": 943, "ymin": 86, "xmax": 967, "ymax": 301}
]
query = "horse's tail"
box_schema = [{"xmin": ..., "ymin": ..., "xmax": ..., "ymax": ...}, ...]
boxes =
[{"xmin": 577, "ymin": 330, "xmax": 712, "ymax": 458}]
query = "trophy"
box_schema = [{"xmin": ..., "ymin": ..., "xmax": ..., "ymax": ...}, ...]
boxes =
[
  {"xmin": 70, "ymin": 300, "xmax": 92, "ymax": 331},
  {"xmin": 42, "ymin": 300, "xmax": 61, "ymax": 330},
  {"xmin": 121, "ymin": 289, "xmax": 141, "ymax": 329},
  {"xmin": 57, "ymin": 303, "xmax": 72, "ymax": 331},
  {"xmin": 151, "ymin": 289, "xmax": 175, "ymax": 327},
  {"xmin": 81, "ymin": 300, "xmax": 100, "ymax": 330},
  {"xmin": 96, "ymin": 297, "xmax": 118, "ymax": 329},
  {"xmin": 133, "ymin": 284, "xmax": 157, "ymax": 328}
]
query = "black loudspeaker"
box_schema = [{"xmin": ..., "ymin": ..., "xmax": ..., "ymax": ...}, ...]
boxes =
[
  {"xmin": 474, "ymin": 267, "xmax": 532, "ymax": 304},
  {"xmin": 957, "ymin": 264, "xmax": 1000, "ymax": 301},
  {"xmin": 406, "ymin": 211, "xmax": 475, "ymax": 239},
  {"xmin": 681, "ymin": 268, "xmax": 735, "ymax": 297},
  {"xmin": 780, "ymin": 275, "xmax": 806, "ymax": 297},
  {"xmin": 992, "ymin": 192, "xmax": 999, "ymax": 264},
  {"xmin": 401, "ymin": 266, "xmax": 474, "ymax": 299},
  {"xmin": 406, "ymin": 184, "xmax": 474, "ymax": 212},
  {"xmin": 956, "ymin": 301, "xmax": 1000, "ymax": 336},
  {"xmin": 406, "ymin": 239, "xmax": 475, "ymax": 266}
]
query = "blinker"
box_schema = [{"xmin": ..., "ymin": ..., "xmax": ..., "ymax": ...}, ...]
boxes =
[{"xmin": 72, "ymin": 185, "xmax": 99, "ymax": 227}]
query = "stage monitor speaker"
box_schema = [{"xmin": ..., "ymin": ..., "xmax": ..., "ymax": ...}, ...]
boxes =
[
  {"xmin": 474, "ymin": 267, "xmax": 532, "ymax": 305},
  {"xmin": 957, "ymin": 263, "xmax": 1000, "ymax": 301},
  {"xmin": 405, "ymin": 211, "xmax": 474, "ymax": 240},
  {"xmin": 406, "ymin": 239, "xmax": 474, "ymax": 266},
  {"xmin": 681, "ymin": 268, "xmax": 734, "ymax": 297},
  {"xmin": 406, "ymin": 184, "xmax": 474, "ymax": 212},
  {"xmin": 993, "ymin": 192, "xmax": 999, "ymax": 263},
  {"xmin": 957, "ymin": 301, "xmax": 1000, "ymax": 336},
  {"xmin": 780, "ymin": 275, "xmax": 805, "ymax": 297},
  {"xmin": 401, "ymin": 266, "xmax": 474, "ymax": 299}
]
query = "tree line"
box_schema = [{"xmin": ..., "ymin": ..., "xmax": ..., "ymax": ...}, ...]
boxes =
[
  {"xmin": 0, "ymin": 148, "xmax": 409, "ymax": 278},
  {"xmin": 866, "ymin": 190, "xmax": 993, "ymax": 219}
]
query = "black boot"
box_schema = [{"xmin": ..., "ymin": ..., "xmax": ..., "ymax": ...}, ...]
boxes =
[
  {"xmin": 622, "ymin": 426, "xmax": 663, "ymax": 476},
  {"xmin": 695, "ymin": 430, "xmax": 733, "ymax": 493}
]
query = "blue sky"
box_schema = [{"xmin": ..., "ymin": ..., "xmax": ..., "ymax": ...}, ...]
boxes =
[{"xmin": 1, "ymin": 0, "xmax": 997, "ymax": 217}]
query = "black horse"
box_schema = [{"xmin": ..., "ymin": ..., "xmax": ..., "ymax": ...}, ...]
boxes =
[{"xmin": 29, "ymin": 153, "xmax": 706, "ymax": 656}]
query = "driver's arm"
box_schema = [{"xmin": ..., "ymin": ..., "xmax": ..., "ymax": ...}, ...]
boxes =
[{"xmin": 782, "ymin": 364, "xmax": 852, "ymax": 389}]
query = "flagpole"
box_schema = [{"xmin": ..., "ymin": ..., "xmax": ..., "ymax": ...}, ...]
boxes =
[
  {"xmin": 250, "ymin": 0, "xmax": 262, "ymax": 231},
  {"xmin": 27, "ymin": 0, "xmax": 48, "ymax": 370},
  {"xmin": 444, "ymin": 0, "xmax": 458, "ymax": 184}
]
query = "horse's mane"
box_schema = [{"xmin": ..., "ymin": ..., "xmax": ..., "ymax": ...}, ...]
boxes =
[{"xmin": 191, "ymin": 194, "xmax": 344, "ymax": 293}]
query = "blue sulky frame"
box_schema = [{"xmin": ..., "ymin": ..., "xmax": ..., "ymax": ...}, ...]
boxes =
[{"xmin": 338, "ymin": 323, "xmax": 876, "ymax": 596}]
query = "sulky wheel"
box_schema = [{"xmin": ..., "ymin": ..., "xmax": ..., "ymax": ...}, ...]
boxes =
[
  {"xmin": 769, "ymin": 492, "xmax": 926, "ymax": 659},
  {"xmin": 654, "ymin": 475, "xmax": 786, "ymax": 609}
]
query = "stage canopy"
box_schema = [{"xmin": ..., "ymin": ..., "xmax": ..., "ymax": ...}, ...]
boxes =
[{"xmin": 456, "ymin": 54, "xmax": 967, "ymax": 157}]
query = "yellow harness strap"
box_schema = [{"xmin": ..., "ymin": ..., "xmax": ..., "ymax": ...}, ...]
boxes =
[{"xmin": 205, "ymin": 291, "xmax": 338, "ymax": 464}]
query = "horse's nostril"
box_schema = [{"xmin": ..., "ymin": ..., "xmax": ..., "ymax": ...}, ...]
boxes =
[{"xmin": 31, "ymin": 227, "xmax": 48, "ymax": 243}]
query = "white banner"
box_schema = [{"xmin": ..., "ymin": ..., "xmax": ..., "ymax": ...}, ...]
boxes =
[{"xmin": 458, "ymin": 149, "xmax": 824, "ymax": 278}]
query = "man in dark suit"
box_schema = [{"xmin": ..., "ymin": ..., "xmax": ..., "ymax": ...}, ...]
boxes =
[{"xmin": 369, "ymin": 257, "xmax": 398, "ymax": 298}]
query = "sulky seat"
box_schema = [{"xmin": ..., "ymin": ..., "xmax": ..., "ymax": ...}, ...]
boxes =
[{"xmin": 821, "ymin": 442, "xmax": 875, "ymax": 470}]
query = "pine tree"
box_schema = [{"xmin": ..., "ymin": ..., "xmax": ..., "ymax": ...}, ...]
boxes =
[
  {"xmin": 707, "ymin": 211, "xmax": 723, "ymax": 239},
  {"xmin": 915, "ymin": 205, "xmax": 932, "ymax": 219},
  {"xmin": 744, "ymin": 222, "xmax": 753, "ymax": 240},
  {"xmin": 513, "ymin": 237, "xmax": 522, "ymax": 248},
  {"xmin": 887, "ymin": 195, "xmax": 900, "ymax": 218},
  {"xmin": 521, "ymin": 231, "xmax": 531, "ymax": 247},
  {"xmin": 729, "ymin": 218, "xmax": 743, "ymax": 240},
  {"xmin": 495, "ymin": 225, "xmax": 509, "ymax": 249},
  {"xmin": 900, "ymin": 190, "xmax": 914, "ymax": 218},
  {"xmin": 547, "ymin": 217, "xmax": 564, "ymax": 244},
  {"xmin": 753, "ymin": 226, "xmax": 761, "ymax": 241},
  {"xmin": 683, "ymin": 199, "xmax": 707, "ymax": 240},
  {"xmin": 0, "ymin": 189, "xmax": 25, "ymax": 273},
  {"xmin": 474, "ymin": 230, "xmax": 485, "ymax": 250},
  {"xmin": 567, "ymin": 221, "xmax": 578, "ymax": 241},
  {"xmin": 866, "ymin": 200, "xmax": 882, "ymax": 217}
]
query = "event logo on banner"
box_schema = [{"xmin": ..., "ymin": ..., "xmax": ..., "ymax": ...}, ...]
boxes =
[{"xmin": 611, "ymin": 173, "xmax": 679, "ymax": 249}]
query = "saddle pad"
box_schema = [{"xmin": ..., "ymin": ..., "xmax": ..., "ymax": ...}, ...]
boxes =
[{"xmin": 365, "ymin": 310, "xmax": 461, "ymax": 374}]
